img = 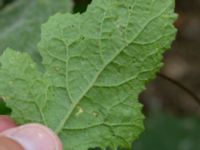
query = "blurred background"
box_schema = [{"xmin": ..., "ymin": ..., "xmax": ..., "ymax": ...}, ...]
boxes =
[{"xmin": 0, "ymin": 0, "xmax": 200, "ymax": 150}]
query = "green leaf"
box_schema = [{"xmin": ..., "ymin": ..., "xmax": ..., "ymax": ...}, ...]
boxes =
[
  {"xmin": 0, "ymin": 0, "xmax": 177, "ymax": 149},
  {"xmin": 0, "ymin": 0, "xmax": 71, "ymax": 62}
]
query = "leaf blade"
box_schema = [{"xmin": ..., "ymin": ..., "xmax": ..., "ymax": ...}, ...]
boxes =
[{"xmin": 0, "ymin": 0, "xmax": 177, "ymax": 150}]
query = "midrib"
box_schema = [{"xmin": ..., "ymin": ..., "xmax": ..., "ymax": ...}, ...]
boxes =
[{"xmin": 54, "ymin": 3, "xmax": 170, "ymax": 134}]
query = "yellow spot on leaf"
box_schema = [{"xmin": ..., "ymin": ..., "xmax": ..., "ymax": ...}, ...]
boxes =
[
  {"xmin": 75, "ymin": 106, "xmax": 84, "ymax": 116},
  {"xmin": 92, "ymin": 112, "xmax": 98, "ymax": 117}
]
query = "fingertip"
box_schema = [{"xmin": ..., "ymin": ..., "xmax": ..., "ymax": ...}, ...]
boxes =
[
  {"xmin": 0, "ymin": 115, "xmax": 17, "ymax": 132},
  {"xmin": 1, "ymin": 123, "xmax": 62, "ymax": 150}
]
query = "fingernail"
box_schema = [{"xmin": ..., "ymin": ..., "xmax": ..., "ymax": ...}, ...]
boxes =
[
  {"xmin": 1, "ymin": 124, "xmax": 62, "ymax": 150},
  {"xmin": 0, "ymin": 115, "xmax": 17, "ymax": 132}
]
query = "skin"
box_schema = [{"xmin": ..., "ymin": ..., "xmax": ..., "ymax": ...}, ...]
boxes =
[{"xmin": 0, "ymin": 116, "xmax": 62, "ymax": 150}]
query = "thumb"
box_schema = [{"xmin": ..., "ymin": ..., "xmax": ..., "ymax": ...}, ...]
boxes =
[{"xmin": 0, "ymin": 124, "xmax": 62, "ymax": 150}]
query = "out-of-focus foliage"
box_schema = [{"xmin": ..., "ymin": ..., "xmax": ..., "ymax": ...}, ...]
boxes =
[
  {"xmin": 133, "ymin": 113, "xmax": 200, "ymax": 150},
  {"xmin": 0, "ymin": 0, "xmax": 15, "ymax": 9},
  {"xmin": 0, "ymin": 0, "xmax": 71, "ymax": 62},
  {"xmin": 0, "ymin": 0, "xmax": 3, "ymax": 8}
]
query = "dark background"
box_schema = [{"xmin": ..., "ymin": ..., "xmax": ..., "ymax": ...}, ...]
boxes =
[{"xmin": 0, "ymin": 0, "xmax": 200, "ymax": 149}]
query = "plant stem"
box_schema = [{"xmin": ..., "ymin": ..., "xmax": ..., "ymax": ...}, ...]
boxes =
[{"xmin": 158, "ymin": 73, "xmax": 200, "ymax": 106}]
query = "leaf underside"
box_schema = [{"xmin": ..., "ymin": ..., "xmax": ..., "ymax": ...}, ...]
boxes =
[{"xmin": 0, "ymin": 0, "xmax": 177, "ymax": 150}]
